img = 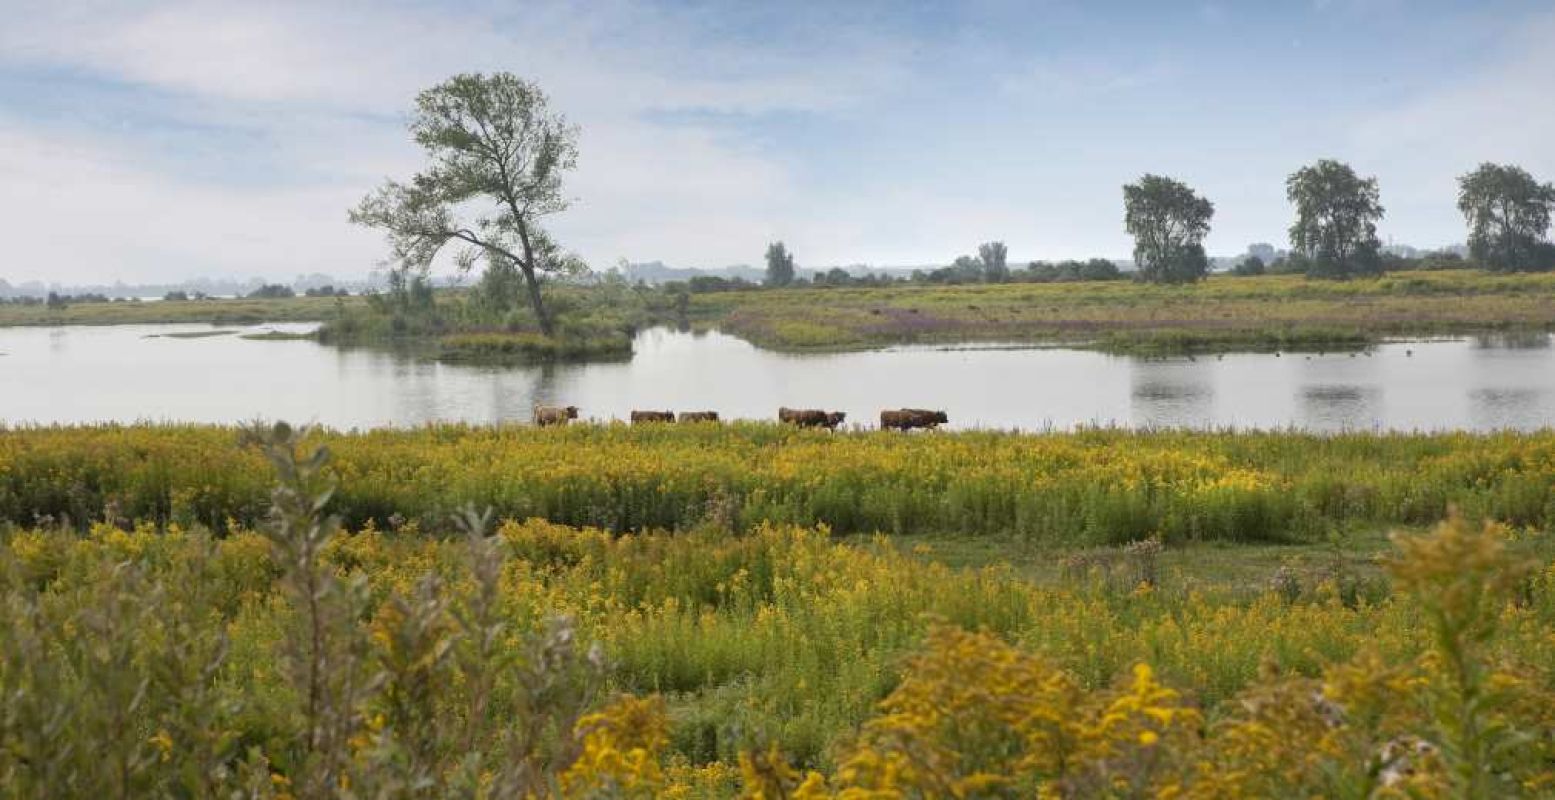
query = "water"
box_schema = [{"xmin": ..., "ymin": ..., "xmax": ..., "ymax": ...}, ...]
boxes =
[{"xmin": 2, "ymin": 323, "xmax": 1553, "ymax": 432}]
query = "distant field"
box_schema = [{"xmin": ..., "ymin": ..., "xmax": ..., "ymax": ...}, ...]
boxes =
[
  {"xmin": 0, "ymin": 294, "xmax": 357, "ymax": 326},
  {"xmin": 690, "ymin": 270, "xmax": 1555, "ymax": 352},
  {"xmin": 9, "ymin": 270, "xmax": 1555, "ymax": 356}
]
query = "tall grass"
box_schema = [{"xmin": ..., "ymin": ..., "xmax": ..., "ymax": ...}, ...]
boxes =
[{"xmin": 3, "ymin": 424, "xmax": 1553, "ymax": 545}]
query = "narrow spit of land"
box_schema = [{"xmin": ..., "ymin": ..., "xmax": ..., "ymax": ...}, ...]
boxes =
[
  {"xmin": 689, "ymin": 269, "xmax": 1555, "ymax": 353},
  {"xmin": 7, "ymin": 269, "xmax": 1555, "ymax": 355}
]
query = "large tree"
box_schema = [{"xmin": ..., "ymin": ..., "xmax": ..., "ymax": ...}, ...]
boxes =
[
  {"xmin": 765, "ymin": 241, "xmax": 796, "ymax": 286},
  {"xmin": 1457, "ymin": 163, "xmax": 1555, "ymax": 272},
  {"xmin": 1122, "ymin": 174, "xmax": 1213, "ymax": 284},
  {"xmin": 1286, "ymin": 159, "xmax": 1384, "ymax": 279},
  {"xmin": 350, "ymin": 73, "xmax": 580, "ymax": 335},
  {"xmin": 977, "ymin": 241, "xmax": 1009, "ymax": 282}
]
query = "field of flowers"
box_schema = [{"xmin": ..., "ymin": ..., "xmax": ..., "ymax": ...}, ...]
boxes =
[
  {"xmin": 1, "ymin": 423, "xmax": 1552, "ymax": 796},
  {"xmin": 4, "ymin": 423, "xmax": 1555, "ymax": 545}
]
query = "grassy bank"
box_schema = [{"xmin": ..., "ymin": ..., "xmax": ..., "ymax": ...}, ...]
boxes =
[
  {"xmin": 316, "ymin": 282, "xmax": 674, "ymax": 364},
  {"xmin": 11, "ymin": 270, "xmax": 1555, "ymax": 357},
  {"xmin": 4, "ymin": 423, "xmax": 1555, "ymax": 545},
  {"xmin": 0, "ymin": 294, "xmax": 355, "ymax": 326},
  {"xmin": 690, "ymin": 270, "xmax": 1555, "ymax": 352}
]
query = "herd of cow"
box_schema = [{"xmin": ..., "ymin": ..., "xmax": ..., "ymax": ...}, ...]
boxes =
[{"xmin": 530, "ymin": 404, "xmax": 949, "ymax": 430}]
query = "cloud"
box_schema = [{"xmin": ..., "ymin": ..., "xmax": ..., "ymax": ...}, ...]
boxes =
[
  {"xmin": 1348, "ymin": 8, "xmax": 1555, "ymax": 244},
  {"xmin": 0, "ymin": 124, "xmax": 381, "ymax": 283},
  {"xmin": 0, "ymin": 0, "xmax": 911, "ymax": 282}
]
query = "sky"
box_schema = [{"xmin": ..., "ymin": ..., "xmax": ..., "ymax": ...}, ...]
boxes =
[{"xmin": 1, "ymin": 0, "xmax": 1553, "ymax": 285}]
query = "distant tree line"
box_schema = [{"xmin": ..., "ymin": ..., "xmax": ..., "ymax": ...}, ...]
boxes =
[
  {"xmin": 1, "ymin": 292, "xmax": 142, "ymax": 309},
  {"xmin": 751, "ymin": 160, "xmax": 1555, "ymax": 289}
]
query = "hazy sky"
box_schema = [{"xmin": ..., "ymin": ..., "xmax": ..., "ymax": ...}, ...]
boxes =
[{"xmin": 2, "ymin": 0, "xmax": 1553, "ymax": 285}]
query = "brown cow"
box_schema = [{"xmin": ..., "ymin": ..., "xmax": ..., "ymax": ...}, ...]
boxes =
[
  {"xmin": 631, "ymin": 410, "xmax": 675, "ymax": 424},
  {"xmin": 880, "ymin": 408, "xmax": 948, "ymax": 431},
  {"xmin": 677, "ymin": 411, "xmax": 720, "ymax": 423},
  {"xmin": 533, "ymin": 405, "xmax": 579, "ymax": 427},
  {"xmin": 779, "ymin": 407, "xmax": 847, "ymax": 430}
]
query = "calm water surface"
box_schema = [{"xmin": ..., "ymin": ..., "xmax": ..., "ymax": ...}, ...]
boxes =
[{"xmin": 2, "ymin": 323, "xmax": 1553, "ymax": 432}]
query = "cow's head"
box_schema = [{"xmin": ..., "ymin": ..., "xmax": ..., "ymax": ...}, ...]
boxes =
[
  {"xmin": 827, "ymin": 411, "xmax": 846, "ymax": 427},
  {"xmin": 565, "ymin": 406, "xmax": 579, "ymax": 418},
  {"xmin": 933, "ymin": 411, "xmax": 949, "ymax": 424}
]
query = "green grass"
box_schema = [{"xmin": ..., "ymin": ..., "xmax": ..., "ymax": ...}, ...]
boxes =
[
  {"xmin": 144, "ymin": 329, "xmax": 240, "ymax": 339},
  {"xmin": 237, "ymin": 330, "xmax": 319, "ymax": 341},
  {"xmin": 0, "ymin": 295, "xmax": 355, "ymax": 326},
  {"xmin": 690, "ymin": 270, "xmax": 1555, "ymax": 353},
  {"xmin": 5, "ymin": 423, "xmax": 1555, "ymax": 548}
]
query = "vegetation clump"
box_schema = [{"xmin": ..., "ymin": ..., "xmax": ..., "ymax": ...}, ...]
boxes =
[{"xmin": 2, "ymin": 424, "xmax": 1554, "ymax": 797}]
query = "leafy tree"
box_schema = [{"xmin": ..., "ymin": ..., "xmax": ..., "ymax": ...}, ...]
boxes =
[
  {"xmin": 45, "ymin": 291, "xmax": 66, "ymax": 311},
  {"xmin": 765, "ymin": 241, "xmax": 796, "ymax": 287},
  {"xmin": 977, "ymin": 241, "xmax": 1010, "ymax": 282},
  {"xmin": 1231, "ymin": 255, "xmax": 1266, "ymax": 277},
  {"xmin": 248, "ymin": 284, "xmax": 296, "ymax": 299},
  {"xmin": 1456, "ymin": 163, "xmax": 1555, "ymax": 272},
  {"xmin": 351, "ymin": 73, "xmax": 580, "ymax": 335},
  {"xmin": 1286, "ymin": 159, "xmax": 1384, "ymax": 279},
  {"xmin": 1123, "ymin": 174, "xmax": 1213, "ymax": 284}
]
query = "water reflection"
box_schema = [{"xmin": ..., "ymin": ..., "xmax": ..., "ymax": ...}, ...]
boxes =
[
  {"xmin": 1130, "ymin": 365, "xmax": 1215, "ymax": 428},
  {"xmin": 1469, "ymin": 388, "xmax": 1546, "ymax": 430},
  {"xmin": 1471, "ymin": 332, "xmax": 1551, "ymax": 350},
  {"xmin": 1298, "ymin": 385, "xmax": 1382, "ymax": 431},
  {"xmin": 1, "ymin": 323, "xmax": 1553, "ymax": 431}
]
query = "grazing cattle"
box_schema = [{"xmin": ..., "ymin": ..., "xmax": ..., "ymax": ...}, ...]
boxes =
[
  {"xmin": 631, "ymin": 410, "xmax": 675, "ymax": 424},
  {"xmin": 677, "ymin": 411, "xmax": 720, "ymax": 423},
  {"xmin": 533, "ymin": 405, "xmax": 579, "ymax": 427},
  {"xmin": 779, "ymin": 407, "xmax": 847, "ymax": 429},
  {"xmin": 880, "ymin": 408, "xmax": 949, "ymax": 431}
]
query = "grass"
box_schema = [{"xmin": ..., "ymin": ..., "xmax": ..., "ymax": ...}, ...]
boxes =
[
  {"xmin": 0, "ymin": 295, "xmax": 357, "ymax": 326},
  {"xmin": 315, "ymin": 282, "xmax": 677, "ymax": 365},
  {"xmin": 689, "ymin": 269, "xmax": 1555, "ymax": 353},
  {"xmin": 2, "ymin": 429, "xmax": 1554, "ymax": 795},
  {"xmin": 10, "ymin": 270, "xmax": 1555, "ymax": 357},
  {"xmin": 145, "ymin": 329, "xmax": 240, "ymax": 339},
  {"xmin": 237, "ymin": 330, "xmax": 319, "ymax": 341},
  {"xmin": 5, "ymin": 423, "xmax": 1555, "ymax": 547},
  {"xmin": 435, "ymin": 330, "xmax": 633, "ymax": 363}
]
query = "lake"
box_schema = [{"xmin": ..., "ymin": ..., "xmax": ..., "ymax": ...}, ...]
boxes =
[{"xmin": 2, "ymin": 323, "xmax": 1554, "ymax": 431}]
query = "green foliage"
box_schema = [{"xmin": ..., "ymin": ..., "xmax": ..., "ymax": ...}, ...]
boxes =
[
  {"xmin": 7, "ymin": 424, "xmax": 1555, "ymax": 549},
  {"xmin": 1123, "ymin": 174, "xmax": 1214, "ymax": 284},
  {"xmin": 765, "ymin": 242, "xmax": 796, "ymax": 287},
  {"xmin": 1458, "ymin": 162, "xmax": 1555, "ymax": 272},
  {"xmin": 1287, "ymin": 159, "xmax": 1385, "ymax": 279},
  {"xmin": 1231, "ymin": 255, "xmax": 1266, "ymax": 276},
  {"xmin": 247, "ymin": 284, "xmax": 296, "ymax": 299},
  {"xmin": 351, "ymin": 72, "xmax": 581, "ymax": 335},
  {"xmin": 692, "ymin": 270, "xmax": 1555, "ymax": 353},
  {"xmin": 977, "ymin": 241, "xmax": 1010, "ymax": 283}
]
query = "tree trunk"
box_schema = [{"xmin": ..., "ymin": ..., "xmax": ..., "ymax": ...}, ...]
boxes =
[{"xmin": 519, "ymin": 263, "xmax": 553, "ymax": 336}]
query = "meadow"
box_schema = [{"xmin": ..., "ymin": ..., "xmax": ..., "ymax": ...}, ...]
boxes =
[
  {"xmin": 4, "ymin": 423, "xmax": 1555, "ymax": 545},
  {"xmin": 689, "ymin": 269, "xmax": 1555, "ymax": 353},
  {"xmin": 1, "ymin": 423, "xmax": 1553, "ymax": 797},
  {"xmin": 0, "ymin": 294, "xmax": 358, "ymax": 327}
]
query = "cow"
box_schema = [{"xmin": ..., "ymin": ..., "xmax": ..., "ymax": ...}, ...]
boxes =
[
  {"xmin": 677, "ymin": 411, "xmax": 720, "ymax": 423},
  {"xmin": 880, "ymin": 408, "xmax": 949, "ymax": 431},
  {"xmin": 533, "ymin": 405, "xmax": 579, "ymax": 427},
  {"xmin": 631, "ymin": 410, "xmax": 675, "ymax": 424},
  {"xmin": 779, "ymin": 407, "xmax": 847, "ymax": 430}
]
